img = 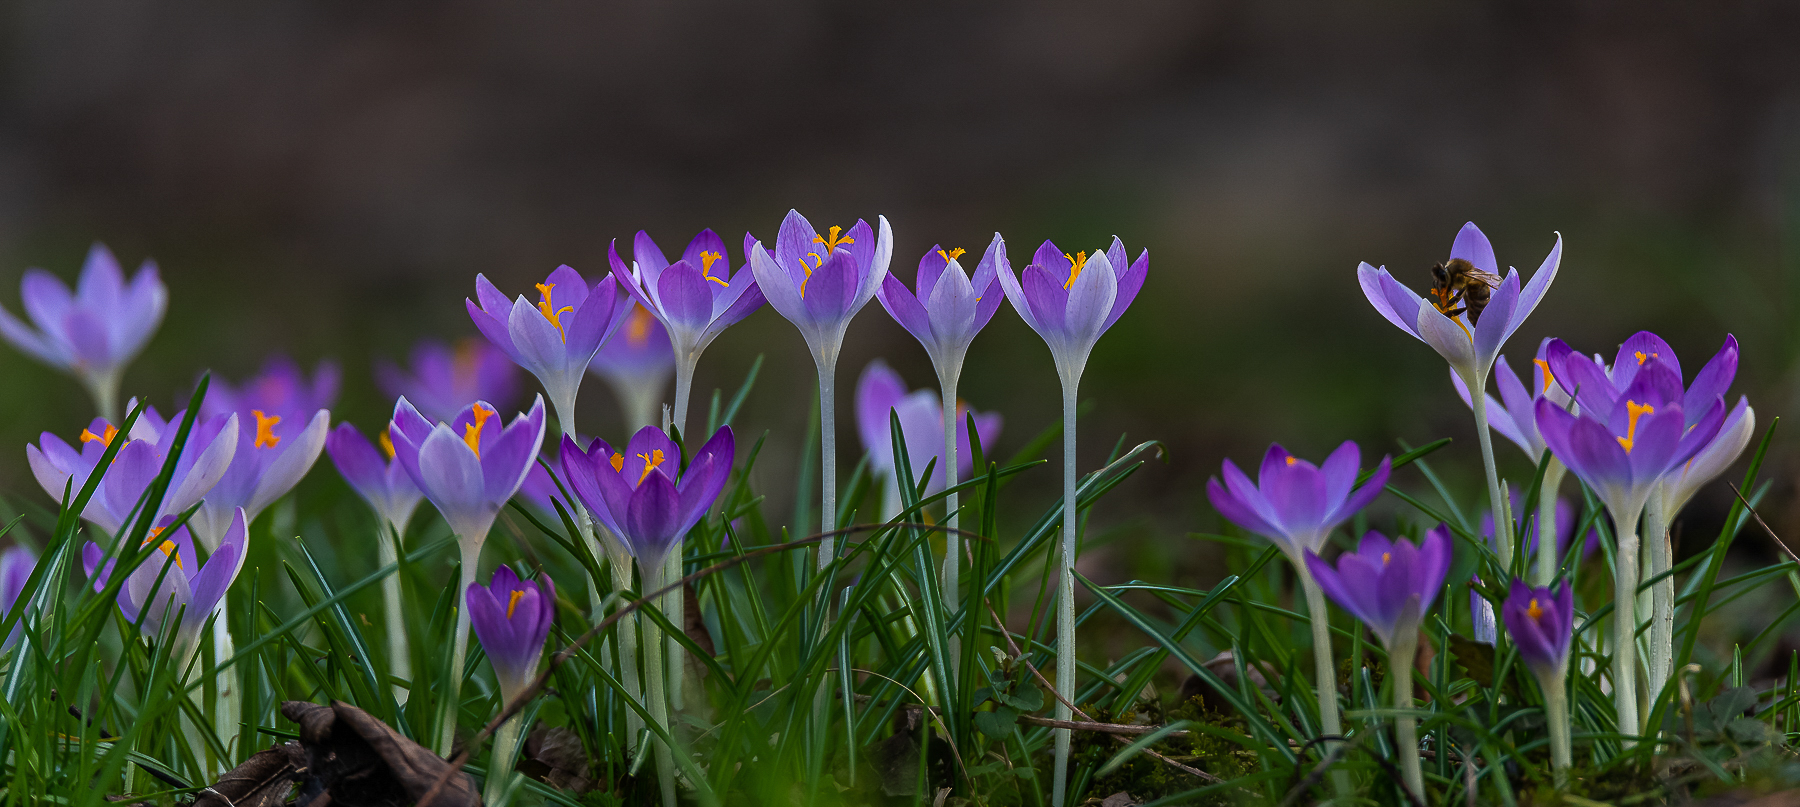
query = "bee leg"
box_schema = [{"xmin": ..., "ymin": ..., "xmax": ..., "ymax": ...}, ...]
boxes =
[{"xmin": 1441, "ymin": 305, "xmax": 1467, "ymax": 318}]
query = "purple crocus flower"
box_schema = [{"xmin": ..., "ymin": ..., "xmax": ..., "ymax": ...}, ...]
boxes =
[
  {"xmin": 27, "ymin": 407, "xmax": 240, "ymax": 536},
  {"xmin": 2, "ymin": 545, "xmax": 34, "ymax": 649},
  {"xmin": 560, "ymin": 425, "xmax": 736, "ymax": 568},
  {"xmin": 325, "ymin": 423, "xmax": 423, "ymax": 534},
  {"xmin": 1358, "ymin": 223, "xmax": 1561, "ymax": 385},
  {"xmin": 877, "ymin": 238, "xmax": 1007, "ymax": 384},
  {"xmin": 1501, "ymin": 579, "xmax": 1575, "ymax": 676},
  {"xmin": 748, "ymin": 211, "xmax": 893, "ymax": 367},
  {"xmin": 587, "ymin": 303, "xmax": 677, "ymax": 431},
  {"xmin": 1306, "ymin": 527, "xmax": 1451, "ymax": 648},
  {"xmin": 996, "ymin": 238, "xmax": 1147, "ymax": 385},
  {"xmin": 0, "ymin": 244, "xmax": 167, "ymax": 420},
  {"xmin": 467, "ymin": 266, "xmax": 633, "ymax": 432},
  {"xmin": 190, "ymin": 358, "xmax": 334, "ymax": 551},
  {"xmin": 467, "ymin": 566, "xmax": 555, "ymax": 702},
  {"xmin": 854, "ymin": 360, "xmax": 1002, "ymax": 501},
  {"xmin": 388, "ymin": 396, "xmax": 548, "ymax": 546},
  {"xmin": 376, "ymin": 338, "xmax": 521, "ymax": 425},
  {"xmin": 1480, "ymin": 495, "xmax": 1599, "ymax": 564},
  {"xmin": 82, "ymin": 507, "xmax": 249, "ymax": 659},
  {"xmin": 609, "ymin": 230, "xmax": 763, "ymax": 433},
  {"xmin": 1205, "ymin": 442, "xmax": 1392, "ymax": 561}
]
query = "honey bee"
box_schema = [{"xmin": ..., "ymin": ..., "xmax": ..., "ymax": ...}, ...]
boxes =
[{"xmin": 1428, "ymin": 258, "xmax": 1502, "ymax": 324}]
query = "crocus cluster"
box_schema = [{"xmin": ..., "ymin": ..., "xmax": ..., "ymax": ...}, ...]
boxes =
[
  {"xmin": 28, "ymin": 408, "xmax": 240, "ymax": 537},
  {"xmin": 82, "ymin": 508, "xmax": 249, "ymax": 662}
]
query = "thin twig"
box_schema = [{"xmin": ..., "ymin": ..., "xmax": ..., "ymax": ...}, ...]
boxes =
[{"xmin": 1729, "ymin": 483, "xmax": 1800, "ymax": 565}]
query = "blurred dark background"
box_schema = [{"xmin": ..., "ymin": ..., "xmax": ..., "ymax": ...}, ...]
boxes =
[{"xmin": 3, "ymin": 0, "xmax": 1800, "ymax": 599}]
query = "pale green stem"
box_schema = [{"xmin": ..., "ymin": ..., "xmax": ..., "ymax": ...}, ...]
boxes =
[
  {"xmin": 1535, "ymin": 459, "xmax": 1567, "ymax": 586},
  {"xmin": 85, "ymin": 369, "xmax": 121, "ymax": 424},
  {"xmin": 615, "ymin": 374, "xmax": 665, "ymax": 433},
  {"xmin": 607, "ymin": 542, "xmax": 646, "ymax": 757},
  {"xmin": 436, "ymin": 554, "xmax": 478, "ymax": 757},
  {"xmin": 664, "ymin": 552, "xmax": 686, "ymax": 712},
  {"xmin": 1390, "ymin": 630, "xmax": 1423, "ymax": 800},
  {"xmin": 1295, "ymin": 559, "xmax": 1351, "ymax": 797},
  {"xmin": 1469, "ymin": 376, "xmax": 1513, "ymax": 568},
  {"xmin": 640, "ymin": 556, "xmax": 679, "ymax": 807},
  {"xmin": 1612, "ymin": 507, "xmax": 1642, "ymax": 745},
  {"xmin": 813, "ymin": 346, "xmax": 841, "ymax": 568},
  {"xmin": 1538, "ymin": 662, "xmax": 1573, "ymax": 784},
  {"xmin": 484, "ymin": 712, "xmax": 525, "ymax": 804},
  {"xmin": 379, "ymin": 524, "xmax": 411, "ymax": 704},
  {"xmin": 939, "ymin": 372, "xmax": 962, "ymax": 681},
  {"xmin": 210, "ymin": 615, "xmax": 240, "ymax": 766},
  {"xmin": 1052, "ymin": 379, "xmax": 1078, "ymax": 807},
  {"xmin": 672, "ymin": 353, "xmax": 696, "ymax": 439},
  {"xmin": 1644, "ymin": 496, "xmax": 1672, "ymax": 730}
]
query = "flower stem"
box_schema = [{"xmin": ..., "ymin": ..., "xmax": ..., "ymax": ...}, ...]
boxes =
[
  {"xmin": 379, "ymin": 523, "xmax": 411, "ymax": 704},
  {"xmin": 813, "ymin": 347, "xmax": 840, "ymax": 570},
  {"xmin": 1469, "ymin": 376, "xmax": 1513, "ymax": 569},
  {"xmin": 484, "ymin": 711, "xmax": 524, "ymax": 804},
  {"xmin": 210, "ymin": 615, "xmax": 240, "ymax": 766},
  {"xmin": 1052, "ymin": 378, "xmax": 1078, "ymax": 807},
  {"xmin": 640, "ymin": 557, "xmax": 680, "ymax": 807},
  {"xmin": 1535, "ymin": 458, "xmax": 1567, "ymax": 586},
  {"xmin": 672, "ymin": 354, "xmax": 696, "ymax": 439},
  {"xmin": 664, "ymin": 552, "xmax": 685, "ymax": 712},
  {"xmin": 436, "ymin": 552, "xmax": 478, "ymax": 757},
  {"xmin": 605, "ymin": 538, "xmax": 646, "ymax": 757},
  {"xmin": 86, "ymin": 370, "xmax": 121, "ymax": 424},
  {"xmin": 1643, "ymin": 496, "xmax": 1672, "ymax": 730},
  {"xmin": 1612, "ymin": 507, "xmax": 1642, "ymax": 745},
  {"xmin": 1295, "ymin": 561, "xmax": 1351, "ymax": 798},
  {"xmin": 1390, "ymin": 630, "xmax": 1423, "ymax": 800},
  {"xmin": 938, "ymin": 371, "xmax": 962, "ymax": 681},
  {"xmin": 1539, "ymin": 663, "xmax": 1573, "ymax": 784}
]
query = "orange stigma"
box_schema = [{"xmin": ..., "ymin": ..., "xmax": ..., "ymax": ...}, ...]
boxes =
[
  {"xmin": 1062, "ymin": 251, "xmax": 1089, "ymax": 289},
  {"xmin": 535, "ymin": 283, "xmax": 575, "ymax": 342},
  {"xmin": 1533, "ymin": 358, "xmax": 1556, "ymax": 394},
  {"xmin": 813, "ymin": 225, "xmax": 854, "ymax": 254},
  {"xmin": 699, "ymin": 251, "xmax": 729, "ymax": 287},
  {"xmin": 1284, "ymin": 455, "xmax": 1297, "ymax": 466},
  {"xmin": 80, "ymin": 424, "xmax": 120, "ymax": 448},
  {"xmin": 143, "ymin": 527, "xmax": 181, "ymax": 570},
  {"xmin": 506, "ymin": 589, "xmax": 526, "ymax": 619},
  {"xmin": 610, "ymin": 452, "xmax": 625, "ymax": 472},
  {"xmin": 1381, "ymin": 552, "xmax": 1391, "ymax": 565},
  {"xmin": 1617, "ymin": 400, "xmax": 1655, "ymax": 453},
  {"xmin": 253, "ymin": 410, "xmax": 282, "ymax": 449},
  {"xmin": 463, "ymin": 404, "xmax": 496, "ymax": 458},
  {"xmin": 637, "ymin": 449, "xmax": 666, "ymax": 485},
  {"xmin": 1634, "ymin": 350, "xmax": 1658, "ymax": 365},
  {"xmin": 938, "ymin": 247, "xmax": 966, "ymax": 263},
  {"xmin": 1527, "ymin": 597, "xmax": 1543, "ymax": 620},
  {"xmin": 378, "ymin": 429, "xmax": 396, "ymax": 461},
  {"xmin": 626, "ymin": 305, "xmax": 654, "ymax": 347}
]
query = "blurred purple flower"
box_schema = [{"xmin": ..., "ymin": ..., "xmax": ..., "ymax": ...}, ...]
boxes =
[
  {"xmin": 0, "ymin": 244, "xmax": 167, "ymax": 418},
  {"xmin": 1306, "ymin": 527, "xmax": 1451, "ymax": 648},
  {"xmin": 854, "ymin": 360, "xmax": 1001, "ymax": 494},
  {"xmin": 82, "ymin": 508, "xmax": 248, "ymax": 658},
  {"xmin": 467, "ymin": 265, "xmax": 633, "ymax": 431},
  {"xmin": 27, "ymin": 407, "xmax": 240, "ymax": 536},
  {"xmin": 389, "ymin": 396, "xmax": 547, "ymax": 545},
  {"xmin": 2, "ymin": 545, "xmax": 34, "ymax": 649},
  {"xmin": 325, "ymin": 423, "xmax": 423, "ymax": 534},
  {"xmin": 1480, "ymin": 494, "xmax": 1599, "ymax": 564},
  {"xmin": 1451, "ymin": 338, "xmax": 1572, "ymax": 462},
  {"xmin": 588, "ymin": 303, "xmax": 676, "ymax": 431},
  {"xmin": 996, "ymin": 238, "xmax": 1147, "ymax": 384},
  {"xmin": 876, "ymin": 238, "xmax": 1007, "ymax": 381},
  {"xmin": 191, "ymin": 358, "xmax": 334, "ymax": 550},
  {"xmin": 1358, "ymin": 222, "xmax": 1561, "ymax": 384},
  {"xmin": 1469, "ymin": 583, "xmax": 1497, "ymax": 644},
  {"xmin": 1205, "ymin": 442, "xmax": 1391, "ymax": 560},
  {"xmin": 1501, "ymin": 579, "xmax": 1575, "ymax": 676},
  {"xmin": 376, "ymin": 338, "xmax": 521, "ymax": 425},
  {"xmin": 514, "ymin": 439, "xmax": 573, "ymax": 515},
  {"xmin": 560, "ymin": 425, "xmax": 735, "ymax": 567},
  {"xmin": 467, "ymin": 566, "xmax": 555, "ymax": 702},
  {"xmin": 748, "ymin": 210, "xmax": 893, "ymax": 364}
]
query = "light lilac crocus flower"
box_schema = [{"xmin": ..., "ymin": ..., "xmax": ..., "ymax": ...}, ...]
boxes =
[
  {"xmin": 376, "ymin": 337, "xmax": 521, "ymax": 425},
  {"xmin": 468, "ymin": 266, "xmax": 633, "ymax": 433},
  {"xmin": 2, "ymin": 546, "xmax": 34, "ymax": 649},
  {"xmin": 1305, "ymin": 526, "xmax": 1450, "ymax": 796},
  {"xmin": 854, "ymin": 360, "xmax": 1001, "ymax": 518},
  {"xmin": 1502, "ymin": 578, "xmax": 1577, "ymax": 772},
  {"xmin": 0, "ymin": 244, "xmax": 167, "ymax": 421},
  {"xmin": 82, "ymin": 508, "xmax": 249, "ymax": 661},
  {"xmin": 190, "ymin": 358, "xmax": 334, "ymax": 551},
  {"xmin": 610, "ymin": 229, "xmax": 764, "ymax": 435},
  {"xmin": 27, "ymin": 408, "xmax": 240, "ymax": 536},
  {"xmin": 326, "ymin": 424, "xmax": 423, "ymax": 535},
  {"xmin": 588, "ymin": 303, "xmax": 677, "ymax": 431}
]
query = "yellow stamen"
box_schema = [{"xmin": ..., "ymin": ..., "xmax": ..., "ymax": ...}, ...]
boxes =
[
  {"xmin": 626, "ymin": 304, "xmax": 654, "ymax": 347},
  {"xmin": 506, "ymin": 589, "xmax": 526, "ymax": 619},
  {"xmin": 80, "ymin": 424, "xmax": 120, "ymax": 448},
  {"xmin": 253, "ymin": 410, "xmax": 282, "ymax": 449},
  {"xmin": 463, "ymin": 404, "xmax": 496, "ymax": 458},
  {"xmin": 1381, "ymin": 552, "xmax": 1391, "ymax": 565},
  {"xmin": 938, "ymin": 247, "xmax": 966, "ymax": 263},
  {"xmin": 637, "ymin": 449, "xmax": 666, "ymax": 485},
  {"xmin": 813, "ymin": 225, "xmax": 854, "ymax": 254},
  {"xmin": 1062, "ymin": 251, "xmax": 1089, "ymax": 290},
  {"xmin": 610, "ymin": 452, "xmax": 625, "ymax": 472},
  {"xmin": 1527, "ymin": 597, "xmax": 1543, "ymax": 620},
  {"xmin": 535, "ymin": 283, "xmax": 575, "ymax": 342},
  {"xmin": 796, "ymin": 252, "xmax": 824, "ymax": 297},
  {"xmin": 1428, "ymin": 286, "xmax": 1474, "ymax": 341},
  {"xmin": 699, "ymin": 251, "xmax": 730, "ymax": 288},
  {"xmin": 1634, "ymin": 350, "xmax": 1658, "ymax": 365},
  {"xmin": 1533, "ymin": 358, "xmax": 1555, "ymax": 394},
  {"xmin": 1284, "ymin": 455, "xmax": 1296, "ymax": 466},
  {"xmin": 1616, "ymin": 400, "xmax": 1655, "ymax": 453},
  {"xmin": 379, "ymin": 429, "xmax": 396, "ymax": 461},
  {"xmin": 143, "ymin": 527, "xmax": 181, "ymax": 570}
]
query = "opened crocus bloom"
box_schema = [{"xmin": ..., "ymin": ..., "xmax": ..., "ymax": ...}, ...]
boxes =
[
  {"xmin": 1206, "ymin": 442, "xmax": 1391, "ymax": 561},
  {"xmin": 588, "ymin": 303, "xmax": 677, "ymax": 431},
  {"xmin": 560, "ymin": 425, "xmax": 735, "ymax": 568},
  {"xmin": 467, "ymin": 265, "xmax": 632, "ymax": 431},
  {"xmin": 1306, "ymin": 527, "xmax": 1450, "ymax": 649},
  {"xmin": 28, "ymin": 406, "xmax": 239, "ymax": 537},
  {"xmin": 748, "ymin": 210, "xmax": 892, "ymax": 366},
  {"xmin": 377, "ymin": 337, "xmax": 521, "ymax": 425},
  {"xmin": 996, "ymin": 238, "xmax": 1147, "ymax": 386},
  {"xmin": 326, "ymin": 423, "xmax": 424, "ymax": 534},
  {"xmin": 876, "ymin": 237, "xmax": 1007, "ymax": 382},
  {"xmin": 190, "ymin": 357, "xmax": 334, "ymax": 550},
  {"xmin": 467, "ymin": 566, "xmax": 556, "ymax": 703},
  {"xmin": 0, "ymin": 243, "xmax": 167, "ymax": 419},
  {"xmin": 81, "ymin": 508, "xmax": 249, "ymax": 660},
  {"xmin": 388, "ymin": 396, "xmax": 547, "ymax": 546}
]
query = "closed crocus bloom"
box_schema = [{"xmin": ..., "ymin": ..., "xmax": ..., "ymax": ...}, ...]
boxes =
[
  {"xmin": 28, "ymin": 408, "xmax": 240, "ymax": 536},
  {"xmin": 81, "ymin": 508, "xmax": 249, "ymax": 660},
  {"xmin": 376, "ymin": 337, "xmax": 521, "ymax": 425},
  {"xmin": 560, "ymin": 425, "xmax": 735, "ymax": 569},
  {"xmin": 588, "ymin": 303, "xmax": 677, "ymax": 431},
  {"xmin": 0, "ymin": 244, "xmax": 167, "ymax": 421},
  {"xmin": 877, "ymin": 238, "xmax": 1007, "ymax": 384},
  {"xmin": 1305, "ymin": 527, "xmax": 1451, "ymax": 649},
  {"xmin": 2, "ymin": 546, "xmax": 34, "ymax": 649},
  {"xmin": 997, "ymin": 238, "xmax": 1147, "ymax": 386},
  {"xmin": 389, "ymin": 396, "xmax": 548, "ymax": 547},
  {"xmin": 610, "ymin": 230, "xmax": 764, "ymax": 434},
  {"xmin": 467, "ymin": 567, "xmax": 555, "ymax": 703},
  {"xmin": 325, "ymin": 423, "xmax": 423, "ymax": 534},
  {"xmin": 1206, "ymin": 442, "xmax": 1392, "ymax": 561},
  {"xmin": 190, "ymin": 358, "xmax": 334, "ymax": 551},
  {"xmin": 468, "ymin": 266, "xmax": 632, "ymax": 433},
  {"xmin": 1503, "ymin": 579, "xmax": 1575, "ymax": 676},
  {"xmin": 854, "ymin": 361, "xmax": 1002, "ymax": 505}
]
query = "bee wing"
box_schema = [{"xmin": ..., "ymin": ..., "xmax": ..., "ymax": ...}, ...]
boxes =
[{"xmin": 1468, "ymin": 269, "xmax": 1503, "ymax": 289}]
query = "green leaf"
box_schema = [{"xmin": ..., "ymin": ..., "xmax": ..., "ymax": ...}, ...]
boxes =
[{"xmin": 973, "ymin": 706, "xmax": 1019, "ymax": 739}]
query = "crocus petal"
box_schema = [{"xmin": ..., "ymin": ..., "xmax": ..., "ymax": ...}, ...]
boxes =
[
  {"xmin": 1683, "ymin": 335, "xmax": 1738, "ymax": 422},
  {"xmin": 624, "ymin": 473, "xmax": 682, "ymax": 562},
  {"xmin": 1102, "ymin": 246, "xmax": 1147, "ymax": 334},
  {"xmin": 1415, "ymin": 298, "xmax": 1479, "ymax": 379},
  {"xmin": 1356, "ymin": 264, "xmax": 1423, "ymax": 339},
  {"xmin": 877, "ymin": 273, "xmax": 933, "ymax": 347},
  {"xmin": 1449, "ymin": 222, "xmax": 1499, "ymax": 276},
  {"xmin": 1472, "ymin": 271, "xmax": 1520, "ymax": 362},
  {"xmin": 417, "ymin": 426, "xmax": 487, "ymax": 537},
  {"xmin": 748, "ymin": 243, "xmax": 807, "ymax": 326},
  {"xmin": 856, "ymin": 361, "xmax": 907, "ymax": 470},
  {"xmin": 245, "ymin": 409, "xmax": 329, "ymax": 519}
]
